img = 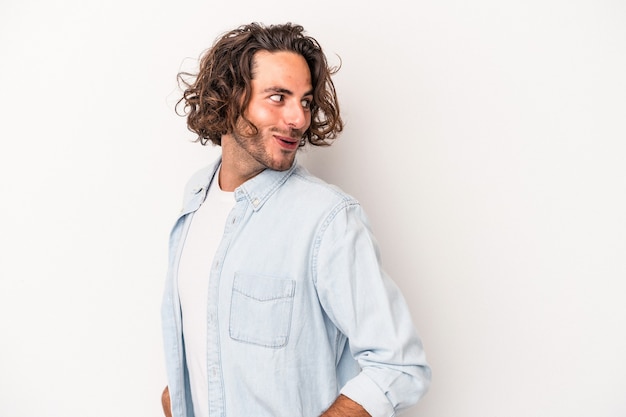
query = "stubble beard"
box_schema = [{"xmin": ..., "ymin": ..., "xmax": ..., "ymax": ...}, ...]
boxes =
[{"xmin": 232, "ymin": 122, "xmax": 304, "ymax": 172}]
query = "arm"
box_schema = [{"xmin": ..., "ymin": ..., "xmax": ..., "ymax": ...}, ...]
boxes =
[
  {"xmin": 314, "ymin": 203, "xmax": 431, "ymax": 416},
  {"xmin": 161, "ymin": 386, "xmax": 172, "ymax": 417},
  {"xmin": 320, "ymin": 394, "xmax": 371, "ymax": 417}
]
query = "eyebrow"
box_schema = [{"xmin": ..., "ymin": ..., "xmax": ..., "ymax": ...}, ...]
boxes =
[{"xmin": 263, "ymin": 86, "xmax": 313, "ymax": 97}]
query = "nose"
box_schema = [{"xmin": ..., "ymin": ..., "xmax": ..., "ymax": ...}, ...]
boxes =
[{"xmin": 284, "ymin": 100, "xmax": 308, "ymax": 130}]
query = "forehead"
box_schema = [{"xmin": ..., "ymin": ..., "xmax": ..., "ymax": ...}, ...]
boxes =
[{"xmin": 251, "ymin": 50, "xmax": 312, "ymax": 91}]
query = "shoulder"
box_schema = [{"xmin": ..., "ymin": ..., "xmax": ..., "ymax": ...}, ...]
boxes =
[
  {"xmin": 180, "ymin": 159, "xmax": 220, "ymax": 205},
  {"xmin": 185, "ymin": 159, "xmax": 220, "ymax": 190},
  {"xmin": 286, "ymin": 164, "xmax": 358, "ymax": 207},
  {"xmin": 290, "ymin": 165, "xmax": 357, "ymax": 203}
]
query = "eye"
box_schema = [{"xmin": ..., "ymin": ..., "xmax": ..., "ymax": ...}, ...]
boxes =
[
  {"xmin": 301, "ymin": 98, "xmax": 313, "ymax": 109},
  {"xmin": 269, "ymin": 94, "xmax": 284, "ymax": 103}
]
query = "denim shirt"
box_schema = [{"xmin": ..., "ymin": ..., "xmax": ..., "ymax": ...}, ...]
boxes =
[{"xmin": 161, "ymin": 158, "xmax": 431, "ymax": 417}]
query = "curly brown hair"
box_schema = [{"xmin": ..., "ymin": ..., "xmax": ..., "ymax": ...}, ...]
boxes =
[{"xmin": 176, "ymin": 22, "xmax": 344, "ymax": 147}]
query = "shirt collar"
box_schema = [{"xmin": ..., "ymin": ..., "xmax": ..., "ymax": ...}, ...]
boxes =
[
  {"xmin": 235, "ymin": 160, "xmax": 298, "ymax": 211},
  {"xmin": 181, "ymin": 157, "xmax": 298, "ymax": 216}
]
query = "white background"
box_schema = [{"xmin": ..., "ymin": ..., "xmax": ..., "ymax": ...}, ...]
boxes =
[{"xmin": 1, "ymin": 1, "xmax": 625, "ymax": 416}]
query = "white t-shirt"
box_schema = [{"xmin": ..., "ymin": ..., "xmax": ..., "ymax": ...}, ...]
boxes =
[{"xmin": 177, "ymin": 168, "xmax": 234, "ymax": 417}]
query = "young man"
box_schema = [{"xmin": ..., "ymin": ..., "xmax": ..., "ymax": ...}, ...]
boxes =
[{"xmin": 161, "ymin": 22, "xmax": 431, "ymax": 417}]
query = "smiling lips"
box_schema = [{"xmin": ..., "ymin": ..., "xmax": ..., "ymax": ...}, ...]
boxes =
[{"xmin": 275, "ymin": 135, "xmax": 300, "ymax": 150}]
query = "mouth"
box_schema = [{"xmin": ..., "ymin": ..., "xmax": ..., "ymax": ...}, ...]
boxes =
[{"xmin": 274, "ymin": 135, "xmax": 300, "ymax": 150}]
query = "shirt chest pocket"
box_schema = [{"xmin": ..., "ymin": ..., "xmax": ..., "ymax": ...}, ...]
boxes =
[{"xmin": 229, "ymin": 274, "xmax": 296, "ymax": 348}]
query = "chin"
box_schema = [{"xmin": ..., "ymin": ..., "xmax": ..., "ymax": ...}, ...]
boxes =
[{"xmin": 268, "ymin": 158, "xmax": 295, "ymax": 172}]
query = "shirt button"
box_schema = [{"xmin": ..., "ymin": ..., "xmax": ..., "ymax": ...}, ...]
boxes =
[{"xmin": 252, "ymin": 198, "xmax": 260, "ymax": 207}]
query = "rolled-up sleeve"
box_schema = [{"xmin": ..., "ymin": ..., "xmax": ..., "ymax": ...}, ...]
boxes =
[{"xmin": 313, "ymin": 201, "xmax": 431, "ymax": 416}]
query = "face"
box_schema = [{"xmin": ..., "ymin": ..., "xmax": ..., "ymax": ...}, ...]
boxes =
[{"xmin": 226, "ymin": 50, "xmax": 313, "ymax": 175}]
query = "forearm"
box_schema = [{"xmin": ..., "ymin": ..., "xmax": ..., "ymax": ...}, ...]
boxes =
[
  {"xmin": 162, "ymin": 386, "xmax": 172, "ymax": 417},
  {"xmin": 320, "ymin": 394, "xmax": 371, "ymax": 417}
]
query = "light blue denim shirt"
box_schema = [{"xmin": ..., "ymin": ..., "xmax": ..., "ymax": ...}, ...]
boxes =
[{"xmin": 161, "ymin": 158, "xmax": 431, "ymax": 417}]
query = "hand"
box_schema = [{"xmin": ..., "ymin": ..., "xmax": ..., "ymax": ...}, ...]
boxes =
[
  {"xmin": 320, "ymin": 394, "xmax": 371, "ymax": 416},
  {"xmin": 162, "ymin": 386, "xmax": 172, "ymax": 417}
]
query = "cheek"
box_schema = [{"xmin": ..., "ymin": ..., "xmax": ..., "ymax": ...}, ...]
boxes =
[{"xmin": 246, "ymin": 103, "xmax": 275, "ymax": 126}]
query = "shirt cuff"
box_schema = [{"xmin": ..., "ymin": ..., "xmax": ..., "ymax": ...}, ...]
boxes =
[{"xmin": 340, "ymin": 373, "xmax": 395, "ymax": 417}]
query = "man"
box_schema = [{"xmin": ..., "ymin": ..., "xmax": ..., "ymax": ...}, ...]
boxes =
[{"xmin": 161, "ymin": 22, "xmax": 431, "ymax": 417}]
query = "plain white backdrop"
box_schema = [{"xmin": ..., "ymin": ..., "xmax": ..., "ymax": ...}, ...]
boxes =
[{"xmin": 1, "ymin": 0, "xmax": 625, "ymax": 416}]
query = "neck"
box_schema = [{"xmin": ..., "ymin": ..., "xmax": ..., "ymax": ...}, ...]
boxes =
[
  {"xmin": 218, "ymin": 135, "xmax": 265, "ymax": 191},
  {"xmin": 218, "ymin": 162, "xmax": 263, "ymax": 192}
]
